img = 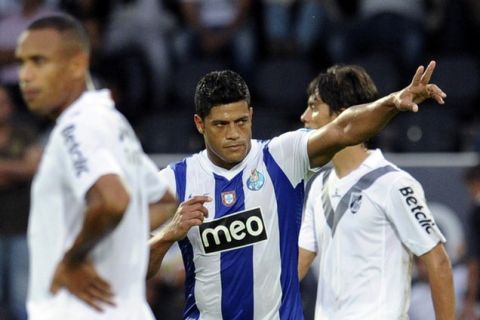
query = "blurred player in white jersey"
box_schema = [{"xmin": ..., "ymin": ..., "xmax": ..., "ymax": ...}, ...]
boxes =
[
  {"xmin": 298, "ymin": 65, "xmax": 455, "ymax": 319},
  {"xmin": 15, "ymin": 14, "xmax": 194, "ymax": 320},
  {"xmin": 148, "ymin": 63, "xmax": 448, "ymax": 319}
]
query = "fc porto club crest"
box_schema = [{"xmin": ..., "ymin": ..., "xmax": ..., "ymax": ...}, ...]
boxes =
[
  {"xmin": 349, "ymin": 192, "xmax": 363, "ymax": 214},
  {"xmin": 221, "ymin": 191, "xmax": 237, "ymax": 207},
  {"xmin": 246, "ymin": 169, "xmax": 265, "ymax": 191}
]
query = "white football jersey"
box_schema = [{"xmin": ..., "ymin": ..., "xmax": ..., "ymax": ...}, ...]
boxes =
[
  {"xmin": 158, "ymin": 130, "xmax": 313, "ymax": 319},
  {"xmin": 27, "ymin": 90, "xmax": 166, "ymax": 320},
  {"xmin": 298, "ymin": 149, "xmax": 445, "ymax": 320}
]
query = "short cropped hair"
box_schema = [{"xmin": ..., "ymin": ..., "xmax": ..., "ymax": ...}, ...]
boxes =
[
  {"xmin": 27, "ymin": 14, "xmax": 90, "ymax": 55},
  {"xmin": 194, "ymin": 70, "xmax": 251, "ymax": 119},
  {"xmin": 317, "ymin": 65, "xmax": 379, "ymax": 115}
]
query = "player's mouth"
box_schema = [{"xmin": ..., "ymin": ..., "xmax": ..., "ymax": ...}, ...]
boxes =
[
  {"xmin": 21, "ymin": 88, "xmax": 40, "ymax": 102},
  {"xmin": 224, "ymin": 143, "xmax": 245, "ymax": 152}
]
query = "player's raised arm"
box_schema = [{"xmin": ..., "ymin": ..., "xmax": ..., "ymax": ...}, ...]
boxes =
[{"xmin": 307, "ymin": 61, "xmax": 447, "ymax": 168}]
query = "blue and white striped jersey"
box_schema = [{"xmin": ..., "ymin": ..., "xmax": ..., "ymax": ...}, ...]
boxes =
[{"xmin": 159, "ymin": 130, "xmax": 313, "ymax": 320}]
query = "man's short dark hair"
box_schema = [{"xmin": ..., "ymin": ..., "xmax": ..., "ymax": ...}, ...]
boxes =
[
  {"xmin": 27, "ymin": 14, "xmax": 90, "ymax": 55},
  {"xmin": 317, "ymin": 65, "xmax": 379, "ymax": 115},
  {"xmin": 194, "ymin": 70, "xmax": 251, "ymax": 119}
]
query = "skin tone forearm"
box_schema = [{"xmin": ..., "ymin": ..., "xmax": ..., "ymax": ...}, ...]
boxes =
[
  {"xmin": 50, "ymin": 174, "xmax": 130, "ymax": 311},
  {"xmin": 419, "ymin": 243, "xmax": 455, "ymax": 320},
  {"xmin": 298, "ymin": 248, "xmax": 316, "ymax": 281},
  {"xmin": 64, "ymin": 175, "xmax": 129, "ymax": 264},
  {"xmin": 308, "ymin": 94, "xmax": 398, "ymax": 167},
  {"xmin": 147, "ymin": 195, "xmax": 210, "ymax": 279},
  {"xmin": 308, "ymin": 61, "xmax": 446, "ymax": 168}
]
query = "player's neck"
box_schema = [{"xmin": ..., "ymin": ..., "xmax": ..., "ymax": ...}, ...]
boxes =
[
  {"xmin": 52, "ymin": 82, "xmax": 88, "ymax": 119},
  {"xmin": 332, "ymin": 145, "xmax": 369, "ymax": 179}
]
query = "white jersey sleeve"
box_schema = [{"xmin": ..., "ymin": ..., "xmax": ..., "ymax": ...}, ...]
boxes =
[
  {"xmin": 267, "ymin": 129, "xmax": 313, "ymax": 187},
  {"xmin": 385, "ymin": 174, "xmax": 446, "ymax": 256},
  {"xmin": 158, "ymin": 165, "xmax": 176, "ymax": 196},
  {"xmin": 58, "ymin": 119, "xmax": 122, "ymax": 202},
  {"xmin": 141, "ymin": 154, "xmax": 168, "ymax": 203},
  {"xmin": 299, "ymin": 173, "xmax": 325, "ymax": 253}
]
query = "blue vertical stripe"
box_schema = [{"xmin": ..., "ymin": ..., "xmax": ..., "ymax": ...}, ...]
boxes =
[
  {"xmin": 213, "ymin": 172, "xmax": 254, "ymax": 320},
  {"xmin": 172, "ymin": 160, "xmax": 200, "ymax": 320},
  {"xmin": 264, "ymin": 149, "xmax": 305, "ymax": 320}
]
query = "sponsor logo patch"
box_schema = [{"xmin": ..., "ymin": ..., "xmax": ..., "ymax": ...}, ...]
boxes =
[
  {"xmin": 61, "ymin": 124, "xmax": 88, "ymax": 177},
  {"xmin": 199, "ymin": 207, "xmax": 267, "ymax": 254},
  {"xmin": 399, "ymin": 186, "xmax": 436, "ymax": 234},
  {"xmin": 246, "ymin": 169, "xmax": 265, "ymax": 191}
]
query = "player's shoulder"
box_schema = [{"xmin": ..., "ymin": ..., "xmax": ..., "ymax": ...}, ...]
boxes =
[
  {"xmin": 268, "ymin": 128, "xmax": 312, "ymax": 145},
  {"xmin": 61, "ymin": 90, "xmax": 115, "ymax": 123}
]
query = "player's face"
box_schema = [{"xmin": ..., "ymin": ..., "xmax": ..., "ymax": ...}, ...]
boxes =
[
  {"xmin": 300, "ymin": 93, "xmax": 335, "ymax": 129},
  {"xmin": 195, "ymin": 100, "xmax": 252, "ymax": 169},
  {"xmin": 16, "ymin": 29, "xmax": 79, "ymax": 117}
]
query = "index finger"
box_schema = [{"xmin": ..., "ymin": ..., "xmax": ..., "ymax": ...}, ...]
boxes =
[
  {"xmin": 184, "ymin": 195, "xmax": 212, "ymax": 205},
  {"xmin": 420, "ymin": 60, "xmax": 436, "ymax": 85}
]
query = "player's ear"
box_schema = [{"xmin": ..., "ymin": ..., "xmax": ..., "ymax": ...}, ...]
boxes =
[
  {"xmin": 194, "ymin": 114, "xmax": 204, "ymax": 135},
  {"xmin": 69, "ymin": 52, "xmax": 89, "ymax": 82}
]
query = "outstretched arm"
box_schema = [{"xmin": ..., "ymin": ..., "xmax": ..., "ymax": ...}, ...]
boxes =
[
  {"xmin": 308, "ymin": 61, "xmax": 447, "ymax": 168},
  {"xmin": 147, "ymin": 195, "xmax": 210, "ymax": 279},
  {"xmin": 419, "ymin": 243, "xmax": 455, "ymax": 320}
]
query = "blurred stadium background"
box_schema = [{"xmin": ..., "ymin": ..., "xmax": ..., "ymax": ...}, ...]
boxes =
[{"xmin": 1, "ymin": 0, "xmax": 480, "ymax": 319}]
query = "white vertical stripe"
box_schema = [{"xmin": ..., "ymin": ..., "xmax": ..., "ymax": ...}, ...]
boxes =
[
  {"xmin": 186, "ymin": 160, "xmax": 223, "ymax": 319},
  {"xmin": 247, "ymin": 163, "xmax": 281, "ymax": 320}
]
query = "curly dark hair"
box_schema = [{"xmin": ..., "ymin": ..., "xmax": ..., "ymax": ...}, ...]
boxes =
[{"xmin": 194, "ymin": 70, "xmax": 251, "ymax": 119}]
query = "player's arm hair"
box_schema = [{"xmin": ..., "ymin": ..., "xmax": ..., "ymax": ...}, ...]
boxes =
[
  {"xmin": 418, "ymin": 242, "xmax": 456, "ymax": 320},
  {"xmin": 298, "ymin": 248, "xmax": 317, "ymax": 281},
  {"xmin": 63, "ymin": 174, "xmax": 129, "ymax": 266},
  {"xmin": 307, "ymin": 95, "xmax": 398, "ymax": 168}
]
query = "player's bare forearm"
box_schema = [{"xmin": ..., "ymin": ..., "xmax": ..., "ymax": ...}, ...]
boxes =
[
  {"xmin": 307, "ymin": 61, "xmax": 446, "ymax": 168},
  {"xmin": 332, "ymin": 94, "xmax": 398, "ymax": 145},
  {"xmin": 148, "ymin": 195, "xmax": 210, "ymax": 278},
  {"xmin": 298, "ymin": 248, "xmax": 316, "ymax": 281},
  {"xmin": 420, "ymin": 244, "xmax": 455, "ymax": 320},
  {"xmin": 308, "ymin": 94, "xmax": 398, "ymax": 167},
  {"xmin": 147, "ymin": 233, "xmax": 176, "ymax": 279},
  {"xmin": 64, "ymin": 175, "xmax": 129, "ymax": 265}
]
